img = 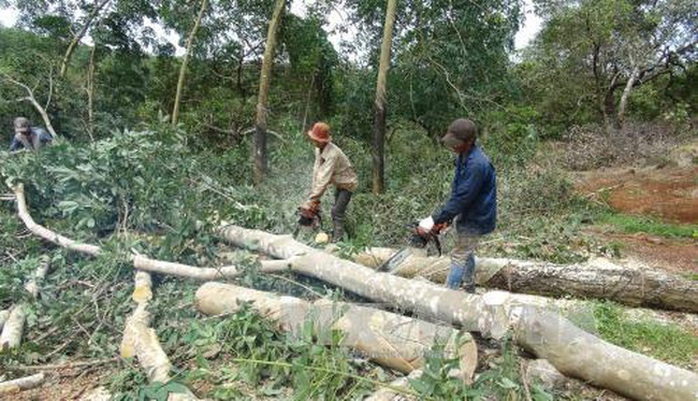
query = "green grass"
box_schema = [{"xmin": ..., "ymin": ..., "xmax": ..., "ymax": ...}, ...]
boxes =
[
  {"xmin": 598, "ymin": 212, "xmax": 698, "ymax": 238},
  {"xmin": 593, "ymin": 302, "xmax": 698, "ymax": 367}
]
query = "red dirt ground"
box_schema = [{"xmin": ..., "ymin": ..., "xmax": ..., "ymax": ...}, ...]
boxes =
[
  {"xmin": 576, "ymin": 166, "xmax": 698, "ymax": 274},
  {"xmin": 576, "ymin": 166, "xmax": 698, "ymax": 224}
]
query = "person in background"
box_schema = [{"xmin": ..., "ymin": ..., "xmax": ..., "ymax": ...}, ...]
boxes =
[
  {"xmin": 300, "ymin": 122, "xmax": 358, "ymax": 242},
  {"xmin": 417, "ymin": 118, "xmax": 497, "ymax": 293},
  {"xmin": 9, "ymin": 117, "xmax": 53, "ymax": 152}
]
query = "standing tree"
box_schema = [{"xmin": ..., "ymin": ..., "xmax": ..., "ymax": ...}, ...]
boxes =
[
  {"xmin": 253, "ymin": 0, "xmax": 286, "ymax": 185},
  {"xmin": 371, "ymin": 0, "xmax": 398, "ymax": 194},
  {"xmin": 59, "ymin": 0, "xmax": 112, "ymax": 78},
  {"xmin": 171, "ymin": 0, "xmax": 208, "ymax": 125},
  {"xmin": 528, "ymin": 0, "xmax": 698, "ymax": 132}
]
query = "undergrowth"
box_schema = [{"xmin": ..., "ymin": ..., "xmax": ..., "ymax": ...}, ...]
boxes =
[
  {"xmin": 593, "ymin": 302, "xmax": 698, "ymax": 369},
  {"xmin": 596, "ymin": 212, "xmax": 698, "ymax": 239}
]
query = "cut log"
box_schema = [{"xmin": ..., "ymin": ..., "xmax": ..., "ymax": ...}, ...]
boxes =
[
  {"xmin": 121, "ymin": 271, "xmax": 171, "ymax": 383},
  {"xmin": 351, "ymin": 247, "xmax": 698, "ymax": 313},
  {"xmin": 120, "ymin": 271, "xmax": 199, "ymax": 400},
  {"xmin": 219, "ymin": 225, "xmax": 698, "ymax": 401},
  {"xmin": 0, "ymin": 372, "xmax": 45, "ymax": 394},
  {"xmin": 196, "ymin": 282, "xmax": 478, "ymax": 379},
  {"xmin": 0, "ymin": 305, "xmax": 26, "ymax": 350}
]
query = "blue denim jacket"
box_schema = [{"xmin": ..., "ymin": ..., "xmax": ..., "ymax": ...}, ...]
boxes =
[{"xmin": 432, "ymin": 145, "xmax": 497, "ymax": 235}]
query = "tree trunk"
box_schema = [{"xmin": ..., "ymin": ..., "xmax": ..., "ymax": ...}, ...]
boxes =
[
  {"xmin": 120, "ymin": 271, "xmax": 199, "ymax": 400},
  {"xmin": 196, "ymin": 282, "xmax": 478, "ymax": 379},
  {"xmin": 172, "ymin": 0, "xmax": 208, "ymax": 126},
  {"xmin": 0, "ymin": 310, "xmax": 8, "ymax": 331},
  {"xmin": 351, "ymin": 247, "xmax": 698, "ymax": 313},
  {"xmin": 86, "ymin": 44, "xmax": 96, "ymax": 141},
  {"xmin": 59, "ymin": 0, "xmax": 111, "ymax": 78},
  {"xmin": 0, "ymin": 305, "xmax": 26, "ymax": 350},
  {"xmin": 617, "ymin": 65, "xmax": 640, "ymax": 129},
  {"xmin": 218, "ymin": 225, "xmax": 698, "ymax": 401},
  {"xmin": 372, "ymin": 0, "xmax": 398, "ymax": 194},
  {"xmin": 0, "ymin": 373, "xmax": 45, "ymax": 394},
  {"xmin": 253, "ymin": 0, "xmax": 286, "ymax": 185}
]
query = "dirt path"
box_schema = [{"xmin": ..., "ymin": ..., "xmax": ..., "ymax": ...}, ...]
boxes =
[{"xmin": 575, "ymin": 166, "xmax": 698, "ymax": 274}]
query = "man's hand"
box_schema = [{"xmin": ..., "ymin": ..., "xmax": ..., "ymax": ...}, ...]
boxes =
[
  {"xmin": 301, "ymin": 200, "xmax": 321, "ymax": 213},
  {"xmin": 418, "ymin": 216, "xmax": 435, "ymax": 232}
]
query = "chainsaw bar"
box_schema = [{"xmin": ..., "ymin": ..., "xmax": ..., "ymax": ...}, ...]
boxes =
[{"xmin": 377, "ymin": 247, "xmax": 412, "ymax": 272}]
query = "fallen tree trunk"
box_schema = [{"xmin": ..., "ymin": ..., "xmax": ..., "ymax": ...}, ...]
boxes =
[
  {"xmin": 351, "ymin": 247, "xmax": 698, "ymax": 313},
  {"xmin": 196, "ymin": 282, "xmax": 478, "ymax": 379},
  {"xmin": 121, "ymin": 271, "xmax": 198, "ymax": 400},
  {"xmin": 0, "ymin": 372, "xmax": 45, "ymax": 394},
  {"xmin": 0, "ymin": 305, "xmax": 26, "ymax": 350},
  {"xmin": 219, "ymin": 225, "xmax": 698, "ymax": 401}
]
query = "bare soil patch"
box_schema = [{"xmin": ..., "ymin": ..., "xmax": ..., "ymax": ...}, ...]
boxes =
[{"xmin": 576, "ymin": 166, "xmax": 698, "ymax": 224}]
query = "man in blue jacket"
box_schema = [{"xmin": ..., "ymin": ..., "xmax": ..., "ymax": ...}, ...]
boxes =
[
  {"xmin": 9, "ymin": 117, "xmax": 53, "ymax": 152},
  {"xmin": 418, "ymin": 118, "xmax": 496, "ymax": 293}
]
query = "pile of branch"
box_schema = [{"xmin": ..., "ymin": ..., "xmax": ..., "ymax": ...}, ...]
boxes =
[
  {"xmin": 351, "ymin": 247, "xmax": 698, "ymax": 313},
  {"xmin": 8, "ymin": 184, "xmax": 199, "ymax": 399}
]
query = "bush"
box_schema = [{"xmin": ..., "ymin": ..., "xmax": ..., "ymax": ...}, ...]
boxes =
[{"xmin": 562, "ymin": 121, "xmax": 698, "ymax": 170}]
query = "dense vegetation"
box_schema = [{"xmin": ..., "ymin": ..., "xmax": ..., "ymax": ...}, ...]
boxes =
[{"xmin": 0, "ymin": 0, "xmax": 696, "ymax": 399}]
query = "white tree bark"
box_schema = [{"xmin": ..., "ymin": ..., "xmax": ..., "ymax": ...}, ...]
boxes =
[
  {"xmin": 196, "ymin": 282, "xmax": 478, "ymax": 379},
  {"xmin": 0, "ymin": 310, "xmax": 8, "ymax": 330},
  {"xmin": 218, "ymin": 225, "xmax": 698, "ymax": 401},
  {"xmin": 351, "ymin": 247, "xmax": 698, "ymax": 313},
  {"xmin": 120, "ymin": 271, "xmax": 199, "ymax": 400},
  {"xmin": 15, "ymin": 184, "xmax": 101, "ymax": 255},
  {"xmin": 0, "ymin": 305, "xmax": 26, "ymax": 350},
  {"xmin": 0, "ymin": 372, "xmax": 45, "ymax": 394}
]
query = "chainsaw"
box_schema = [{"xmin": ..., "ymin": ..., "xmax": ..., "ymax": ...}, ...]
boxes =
[
  {"xmin": 293, "ymin": 201, "xmax": 323, "ymax": 238},
  {"xmin": 377, "ymin": 221, "xmax": 450, "ymax": 272}
]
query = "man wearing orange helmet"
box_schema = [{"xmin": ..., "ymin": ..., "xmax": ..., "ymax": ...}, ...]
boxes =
[{"xmin": 300, "ymin": 122, "xmax": 358, "ymax": 242}]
